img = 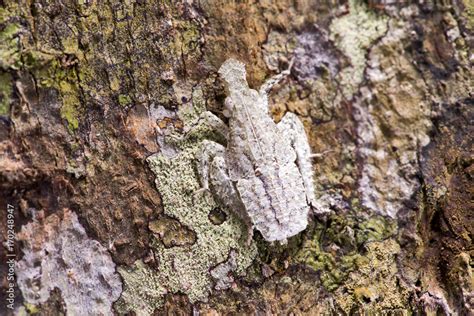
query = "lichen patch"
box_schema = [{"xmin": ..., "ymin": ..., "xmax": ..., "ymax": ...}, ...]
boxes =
[
  {"xmin": 115, "ymin": 87, "xmax": 257, "ymax": 314},
  {"xmin": 16, "ymin": 209, "xmax": 122, "ymax": 315}
]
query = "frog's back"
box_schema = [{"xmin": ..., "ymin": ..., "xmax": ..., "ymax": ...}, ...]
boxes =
[
  {"xmin": 235, "ymin": 161, "xmax": 310, "ymax": 241},
  {"xmin": 225, "ymin": 89, "xmax": 296, "ymax": 180}
]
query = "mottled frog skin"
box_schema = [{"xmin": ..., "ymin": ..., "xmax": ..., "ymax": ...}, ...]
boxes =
[{"xmin": 197, "ymin": 59, "xmax": 316, "ymax": 242}]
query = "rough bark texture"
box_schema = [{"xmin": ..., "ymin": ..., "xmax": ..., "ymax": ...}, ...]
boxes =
[{"xmin": 0, "ymin": 0, "xmax": 472, "ymax": 315}]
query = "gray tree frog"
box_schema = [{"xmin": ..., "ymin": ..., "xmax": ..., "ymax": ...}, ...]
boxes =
[{"xmin": 196, "ymin": 59, "xmax": 317, "ymax": 242}]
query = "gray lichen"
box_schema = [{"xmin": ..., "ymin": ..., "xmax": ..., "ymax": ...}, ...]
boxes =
[
  {"xmin": 330, "ymin": 0, "xmax": 388, "ymax": 98},
  {"xmin": 16, "ymin": 209, "xmax": 122, "ymax": 315},
  {"xmin": 354, "ymin": 15, "xmax": 432, "ymax": 217},
  {"xmin": 210, "ymin": 249, "xmax": 238, "ymax": 291}
]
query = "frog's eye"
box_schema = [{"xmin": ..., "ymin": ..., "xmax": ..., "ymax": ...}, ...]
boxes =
[
  {"xmin": 222, "ymin": 109, "xmax": 231, "ymax": 118},
  {"xmin": 223, "ymin": 98, "xmax": 233, "ymax": 118},
  {"xmin": 255, "ymin": 168, "xmax": 262, "ymax": 176}
]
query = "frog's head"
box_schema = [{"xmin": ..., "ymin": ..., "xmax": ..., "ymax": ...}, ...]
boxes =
[{"xmin": 218, "ymin": 59, "xmax": 248, "ymax": 91}]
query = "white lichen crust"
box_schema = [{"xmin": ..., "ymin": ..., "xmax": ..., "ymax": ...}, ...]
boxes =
[{"xmin": 16, "ymin": 209, "xmax": 122, "ymax": 315}]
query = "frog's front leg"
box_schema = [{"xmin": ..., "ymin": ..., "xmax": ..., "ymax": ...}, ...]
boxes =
[
  {"xmin": 258, "ymin": 58, "xmax": 294, "ymax": 97},
  {"xmin": 277, "ymin": 112, "xmax": 318, "ymax": 211},
  {"xmin": 162, "ymin": 110, "xmax": 228, "ymax": 155},
  {"xmin": 196, "ymin": 140, "xmax": 254, "ymax": 243}
]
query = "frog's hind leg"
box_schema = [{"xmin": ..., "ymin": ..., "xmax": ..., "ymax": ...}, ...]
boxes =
[
  {"xmin": 196, "ymin": 140, "xmax": 254, "ymax": 243},
  {"xmin": 184, "ymin": 111, "xmax": 229, "ymax": 143},
  {"xmin": 277, "ymin": 113, "xmax": 317, "ymax": 210}
]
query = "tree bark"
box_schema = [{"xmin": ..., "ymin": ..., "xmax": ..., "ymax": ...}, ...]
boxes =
[{"xmin": 1, "ymin": 0, "xmax": 472, "ymax": 315}]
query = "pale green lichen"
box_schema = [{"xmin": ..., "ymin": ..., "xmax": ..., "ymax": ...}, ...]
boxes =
[
  {"xmin": 58, "ymin": 80, "xmax": 81, "ymax": 131},
  {"xmin": 296, "ymin": 223, "xmax": 410, "ymax": 313},
  {"xmin": 114, "ymin": 261, "xmax": 167, "ymax": 315},
  {"xmin": 0, "ymin": 21, "xmax": 21, "ymax": 70},
  {"xmin": 116, "ymin": 87, "xmax": 257, "ymax": 315},
  {"xmin": 0, "ymin": 72, "xmax": 12, "ymax": 115},
  {"xmin": 0, "ymin": 1, "xmax": 203, "ymax": 130},
  {"xmin": 118, "ymin": 94, "xmax": 132, "ymax": 107},
  {"xmin": 14, "ymin": 303, "xmax": 39, "ymax": 316},
  {"xmin": 333, "ymin": 239, "xmax": 411, "ymax": 313},
  {"xmin": 295, "ymin": 214, "xmax": 397, "ymax": 291},
  {"xmin": 330, "ymin": 0, "xmax": 388, "ymax": 98},
  {"xmin": 174, "ymin": 20, "xmax": 201, "ymax": 55},
  {"xmin": 464, "ymin": 0, "xmax": 474, "ymax": 30},
  {"xmin": 0, "ymin": 5, "xmax": 83, "ymax": 128},
  {"xmin": 0, "ymin": 8, "xmax": 20, "ymax": 116}
]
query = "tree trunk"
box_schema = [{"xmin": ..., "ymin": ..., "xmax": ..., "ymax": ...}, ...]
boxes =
[{"xmin": 1, "ymin": 1, "xmax": 472, "ymax": 315}]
